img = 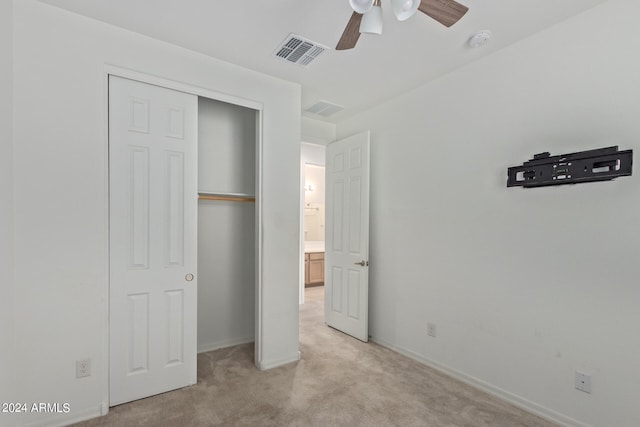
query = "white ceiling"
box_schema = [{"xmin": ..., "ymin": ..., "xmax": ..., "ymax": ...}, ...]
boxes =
[{"xmin": 39, "ymin": 0, "xmax": 607, "ymax": 123}]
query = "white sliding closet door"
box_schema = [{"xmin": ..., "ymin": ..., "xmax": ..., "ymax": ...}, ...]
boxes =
[{"xmin": 109, "ymin": 76, "xmax": 198, "ymax": 405}]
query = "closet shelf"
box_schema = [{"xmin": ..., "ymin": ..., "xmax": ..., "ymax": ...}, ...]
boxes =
[{"xmin": 198, "ymin": 192, "xmax": 255, "ymax": 203}]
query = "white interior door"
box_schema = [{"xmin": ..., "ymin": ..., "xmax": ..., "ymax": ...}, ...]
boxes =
[
  {"xmin": 109, "ymin": 76, "xmax": 198, "ymax": 405},
  {"xmin": 324, "ymin": 131, "xmax": 370, "ymax": 342}
]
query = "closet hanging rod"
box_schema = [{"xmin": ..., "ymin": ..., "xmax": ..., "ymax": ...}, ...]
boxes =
[{"xmin": 198, "ymin": 193, "xmax": 255, "ymax": 203}]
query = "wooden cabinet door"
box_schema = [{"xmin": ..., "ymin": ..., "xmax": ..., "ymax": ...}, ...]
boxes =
[{"xmin": 308, "ymin": 253, "xmax": 324, "ymax": 284}]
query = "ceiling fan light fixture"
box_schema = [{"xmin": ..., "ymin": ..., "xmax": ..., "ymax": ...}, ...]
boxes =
[
  {"xmin": 336, "ymin": 0, "xmax": 470, "ymax": 50},
  {"xmin": 359, "ymin": 0, "xmax": 383, "ymax": 35},
  {"xmin": 349, "ymin": 0, "xmax": 374, "ymax": 14},
  {"xmin": 391, "ymin": 0, "xmax": 420, "ymax": 21}
]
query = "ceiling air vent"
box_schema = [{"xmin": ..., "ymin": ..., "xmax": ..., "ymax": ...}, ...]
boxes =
[
  {"xmin": 274, "ymin": 34, "xmax": 327, "ymax": 67},
  {"xmin": 305, "ymin": 100, "xmax": 344, "ymax": 117}
]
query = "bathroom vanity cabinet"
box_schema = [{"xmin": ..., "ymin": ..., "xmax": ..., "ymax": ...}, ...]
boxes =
[{"xmin": 304, "ymin": 252, "xmax": 324, "ymax": 287}]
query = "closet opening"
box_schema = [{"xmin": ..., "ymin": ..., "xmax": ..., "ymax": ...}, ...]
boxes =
[{"xmin": 197, "ymin": 97, "xmax": 258, "ymax": 355}]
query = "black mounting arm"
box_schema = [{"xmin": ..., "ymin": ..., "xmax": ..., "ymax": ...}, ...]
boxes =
[{"xmin": 507, "ymin": 146, "xmax": 633, "ymax": 188}]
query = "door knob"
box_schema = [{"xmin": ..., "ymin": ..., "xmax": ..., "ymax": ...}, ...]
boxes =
[
  {"xmin": 354, "ymin": 260, "xmax": 367, "ymax": 266},
  {"xmin": 185, "ymin": 273, "xmax": 194, "ymax": 282}
]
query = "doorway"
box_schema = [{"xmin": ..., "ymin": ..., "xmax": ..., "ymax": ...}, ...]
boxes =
[
  {"xmin": 300, "ymin": 143, "xmax": 327, "ymax": 306},
  {"xmin": 299, "ymin": 132, "xmax": 372, "ymax": 343}
]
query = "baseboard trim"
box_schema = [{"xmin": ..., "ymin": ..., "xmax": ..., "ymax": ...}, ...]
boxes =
[
  {"xmin": 198, "ymin": 337, "xmax": 254, "ymax": 354},
  {"xmin": 370, "ymin": 337, "xmax": 590, "ymax": 427},
  {"xmin": 21, "ymin": 404, "xmax": 102, "ymax": 427},
  {"xmin": 256, "ymin": 351, "xmax": 300, "ymax": 371}
]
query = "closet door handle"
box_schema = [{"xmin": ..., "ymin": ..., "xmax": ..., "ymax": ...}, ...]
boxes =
[
  {"xmin": 354, "ymin": 260, "xmax": 367, "ymax": 267},
  {"xmin": 185, "ymin": 273, "xmax": 194, "ymax": 282}
]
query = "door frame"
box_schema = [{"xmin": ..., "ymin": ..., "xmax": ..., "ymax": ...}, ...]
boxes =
[{"xmin": 103, "ymin": 65, "xmax": 264, "ymax": 409}]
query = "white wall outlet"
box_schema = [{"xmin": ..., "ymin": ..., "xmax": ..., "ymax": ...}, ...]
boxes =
[
  {"xmin": 76, "ymin": 358, "xmax": 91, "ymax": 378},
  {"xmin": 575, "ymin": 371, "xmax": 591, "ymax": 393},
  {"xmin": 427, "ymin": 322, "xmax": 437, "ymax": 338}
]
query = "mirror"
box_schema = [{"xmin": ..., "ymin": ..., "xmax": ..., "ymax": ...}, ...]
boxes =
[{"xmin": 304, "ymin": 164, "xmax": 325, "ymax": 242}]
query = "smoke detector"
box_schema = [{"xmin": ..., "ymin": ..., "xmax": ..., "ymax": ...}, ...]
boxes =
[
  {"xmin": 468, "ymin": 30, "xmax": 492, "ymax": 48},
  {"xmin": 274, "ymin": 33, "xmax": 327, "ymax": 67}
]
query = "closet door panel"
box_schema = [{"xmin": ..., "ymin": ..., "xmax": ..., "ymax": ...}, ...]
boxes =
[{"xmin": 110, "ymin": 76, "xmax": 198, "ymax": 406}]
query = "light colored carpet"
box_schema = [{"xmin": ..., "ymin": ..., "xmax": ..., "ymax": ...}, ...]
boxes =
[{"xmin": 75, "ymin": 286, "xmax": 557, "ymax": 426}]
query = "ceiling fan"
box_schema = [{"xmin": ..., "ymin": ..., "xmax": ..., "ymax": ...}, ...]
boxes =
[{"xmin": 336, "ymin": 0, "xmax": 469, "ymax": 50}]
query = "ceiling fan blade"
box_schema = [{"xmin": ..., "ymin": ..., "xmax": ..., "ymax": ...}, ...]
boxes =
[
  {"xmin": 418, "ymin": 0, "xmax": 469, "ymax": 27},
  {"xmin": 336, "ymin": 12, "xmax": 363, "ymax": 50}
]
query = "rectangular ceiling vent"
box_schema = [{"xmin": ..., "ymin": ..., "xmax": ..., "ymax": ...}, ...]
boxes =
[
  {"xmin": 305, "ymin": 100, "xmax": 345, "ymax": 117},
  {"xmin": 274, "ymin": 33, "xmax": 327, "ymax": 67}
]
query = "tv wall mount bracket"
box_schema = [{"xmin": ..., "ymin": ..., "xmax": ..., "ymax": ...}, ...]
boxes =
[{"xmin": 507, "ymin": 146, "xmax": 632, "ymax": 188}]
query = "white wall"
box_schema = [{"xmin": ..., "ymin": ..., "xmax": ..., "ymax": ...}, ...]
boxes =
[
  {"xmin": 301, "ymin": 143, "xmax": 326, "ymax": 166},
  {"xmin": 302, "ymin": 116, "xmax": 336, "ymax": 146},
  {"xmin": 336, "ymin": 0, "xmax": 640, "ymax": 426},
  {"xmin": 11, "ymin": 1, "xmax": 300, "ymax": 425},
  {"xmin": 198, "ymin": 98, "xmax": 256, "ymax": 352},
  {"xmin": 0, "ymin": 0, "xmax": 15, "ymax": 415}
]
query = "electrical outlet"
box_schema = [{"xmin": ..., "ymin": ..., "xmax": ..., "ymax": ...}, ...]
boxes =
[
  {"xmin": 76, "ymin": 358, "xmax": 91, "ymax": 378},
  {"xmin": 427, "ymin": 322, "xmax": 437, "ymax": 338},
  {"xmin": 575, "ymin": 371, "xmax": 591, "ymax": 393}
]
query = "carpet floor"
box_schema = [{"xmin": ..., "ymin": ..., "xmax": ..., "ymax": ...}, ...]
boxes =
[{"xmin": 75, "ymin": 286, "xmax": 558, "ymax": 427}]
